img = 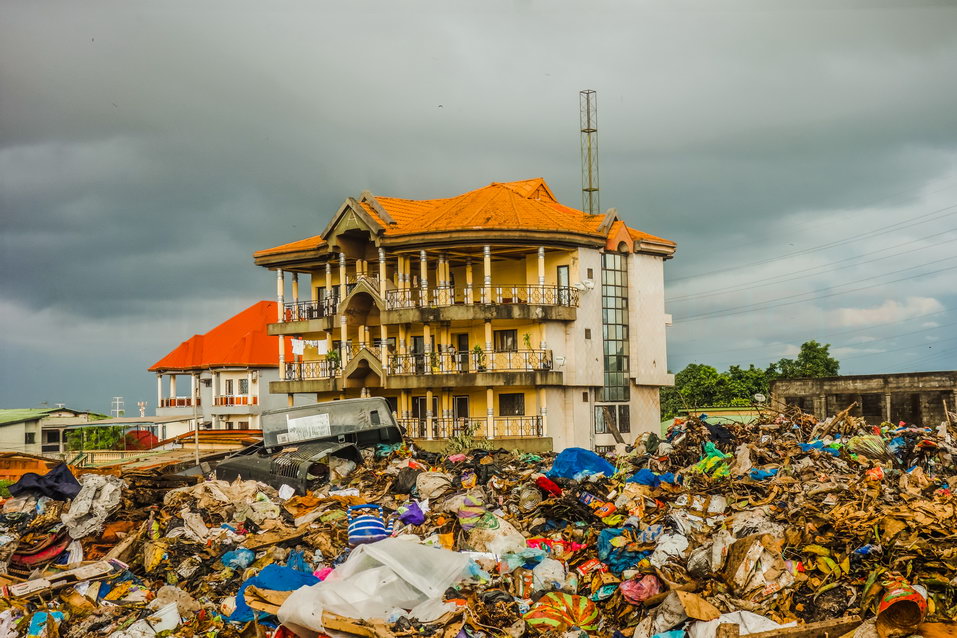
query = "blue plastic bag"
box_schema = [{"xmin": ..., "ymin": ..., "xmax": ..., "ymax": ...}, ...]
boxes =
[
  {"xmin": 626, "ymin": 468, "xmax": 661, "ymax": 488},
  {"xmin": 597, "ymin": 528, "xmax": 647, "ymax": 574},
  {"xmin": 749, "ymin": 468, "xmax": 779, "ymax": 481},
  {"xmin": 547, "ymin": 448, "xmax": 616, "ymax": 480},
  {"xmin": 222, "ymin": 548, "xmax": 256, "ymax": 569}
]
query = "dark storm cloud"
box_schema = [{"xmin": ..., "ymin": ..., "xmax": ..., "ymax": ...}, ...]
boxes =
[{"xmin": 1, "ymin": 0, "xmax": 956, "ymax": 411}]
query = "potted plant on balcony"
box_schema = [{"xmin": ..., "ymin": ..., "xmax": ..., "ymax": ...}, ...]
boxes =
[
  {"xmin": 472, "ymin": 345, "xmax": 487, "ymax": 372},
  {"xmin": 326, "ymin": 349, "xmax": 341, "ymax": 373}
]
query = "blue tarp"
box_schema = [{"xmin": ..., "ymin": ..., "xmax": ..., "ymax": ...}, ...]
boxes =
[
  {"xmin": 228, "ymin": 564, "xmax": 319, "ymax": 623},
  {"xmin": 547, "ymin": 447, "xmax": 616, "ymax": 480}
]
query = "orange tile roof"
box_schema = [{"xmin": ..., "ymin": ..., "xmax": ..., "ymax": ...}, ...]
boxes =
[
  {"xmin": 614, "ymin": 220, "xmax": 676, "ymax": 247},
  {"xmin": 149, "ymin": 301, "xmax": 290, "ymax": 371},
  {"xmin": 255, "ymin": 178, "xmax": 674, "ymax": 255},
  {"xmin": 254, "ymin": 234, "xmax": 326, "ymax": 258},
  {"xmin": 375, "ymin": 178, "xmax": 606, "ymax": 236}
]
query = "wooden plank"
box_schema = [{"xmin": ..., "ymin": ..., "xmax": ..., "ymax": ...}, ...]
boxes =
[
  {"xmin": 716, "ymin": 624, "xmax": 740, "ymax": 638},
  {"xmin": 748, "ymin": 615, "xmax": 862, "ymax": 638}
]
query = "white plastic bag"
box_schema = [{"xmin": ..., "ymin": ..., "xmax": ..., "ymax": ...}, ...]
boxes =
[
  {"xmin": 467, "ymin": 513, "xmax": 526, "ymax": 555},
  {"xmin": 278, "ymin": 538, "xmax": 469, "ymax": 637}
]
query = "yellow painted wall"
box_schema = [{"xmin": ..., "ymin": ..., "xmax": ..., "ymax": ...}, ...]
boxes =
[
  {"xmin": 404, "ymin": 386, "xmax": 538, "ymax": 418},
  {"xmin": 523, "ymin": 250, "xmax": 575, "ymax": 286}
]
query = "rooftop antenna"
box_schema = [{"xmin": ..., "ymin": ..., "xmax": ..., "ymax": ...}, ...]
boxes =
[
  {"xmin": 111, "ymin": 396, "xmax": 125, "ymax": 418},
  {"xmin": 580, "ymin": 89, "xmax": 600, "ymax": 215}
]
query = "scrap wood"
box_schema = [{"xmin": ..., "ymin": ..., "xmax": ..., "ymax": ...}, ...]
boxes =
[
  {"xmin": 244, "ymin": 586, "xmax": 292, "ymax": 615},
  {"xmin": 717, "ymin": 615, "xmax": 862, "ymax": 638},
  {"xmin": 2, "ymin": 561, "xmax": 116, "ymax": 599}
]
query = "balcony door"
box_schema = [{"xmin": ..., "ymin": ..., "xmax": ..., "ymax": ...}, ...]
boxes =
[
  {"xmin": 411, "ymin": 396, "xmax": 439, "ymax": 438},
  {"xmin": 454, "ymin": 333, "xmax": 470, "ymax": 371},
  {"xmin": 453, "ymin": 395, "xmax": 470, "ymax": 435},
  {"xmin": 557, "ymin": 265, "xmax": 570, "ymax": 305}
]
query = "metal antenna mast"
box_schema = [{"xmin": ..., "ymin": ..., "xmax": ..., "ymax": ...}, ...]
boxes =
[{"xmin": 580, "ymin": 89, "xmax": 600, "ymax": 215}]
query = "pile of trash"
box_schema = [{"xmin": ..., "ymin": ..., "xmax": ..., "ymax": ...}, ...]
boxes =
[{"xmin": 1, "ymin": 404, "xmax": 956, "ymax": 638}]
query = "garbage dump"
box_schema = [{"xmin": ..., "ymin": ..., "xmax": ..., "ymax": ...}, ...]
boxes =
[{"xmin": 0, "ymin": 401, "xmax": 956, "ymax": 637}]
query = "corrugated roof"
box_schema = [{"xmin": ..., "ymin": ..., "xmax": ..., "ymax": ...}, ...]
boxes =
[
  {"xmin": 255, "ymin": 178, "xmax": 675, "ymax": 257},
  {"xmin": 149, "ymin": 301, "xmax": 290, "ymax": 372},
  {"xmin": 0, "ymin": 408, "xmax": 57, "ymax": 427}
]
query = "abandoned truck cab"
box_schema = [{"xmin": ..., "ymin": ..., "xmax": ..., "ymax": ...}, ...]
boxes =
[{"xmin": 214, "ymin": 397, "xmax": 403, "ymax": 494}]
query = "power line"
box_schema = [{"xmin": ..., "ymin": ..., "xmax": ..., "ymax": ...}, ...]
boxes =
[
  {"xmin": 668, "ymin": 202, "xmax": 957, "ymax": 283},
  {"xmin": 839, "ymin": 331, "xmax": 957, "ymax": 361},
  {"xmin": 669, "ymin": 312, "xmax": 954, "ymax": 363},
  {"xmin": 670, "ymin": 308, "xmax": 950, "ymax": 351},
  {"xmin": 666, "ymin": 228, "xmax": 957, "ymax": 303},
  {"xmin": 675, "ymin": 258, "xmax": 957, "ymax": 323}
]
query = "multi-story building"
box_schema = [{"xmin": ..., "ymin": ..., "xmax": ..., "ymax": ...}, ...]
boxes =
[
  {"xmin": 253, "ymin": 178, "xmax": 676, "ymax": 450},
  {"xmin": 149, "ymin": 301, "xmax": 294, "ymax": 430}
]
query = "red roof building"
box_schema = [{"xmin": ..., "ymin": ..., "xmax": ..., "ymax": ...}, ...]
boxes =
[{"xmin": 150, "ymin": 301, "xmax": 293, "ymax": 430}]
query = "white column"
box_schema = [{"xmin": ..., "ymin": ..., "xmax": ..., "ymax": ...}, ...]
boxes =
[
  {"xmin": 292, "ymin": 273, "xmax": 300, "ymax": 307},
  {"xmin": 169, "ymin": 375, "xmax": 177, "ymax": 402},
  {"xmin": 483, "ymin": 245, "xmax": 492, "ymax": 303},
  {"xmin": 419, "ymin": 250, "xmax": 428, "ymax": 305},
  {"xmin": 325, "ymin": 262, "xmax": 333, "ymax": 299},
  {"xmin": 212, "ymin": 371, "xmax": 220, "ymax": 406},
  {"xmin": 465, "ymin": 259, "xmax": 473, "ymax": 305},
  {"xmin": 539, "ymin": 387, "xmax": 547, "ymax": 437},
  {"xmin": 156, "ymin": 374, "xmax": 163, "ymax": 409},
  {"xmin": 339, "ymin": 252, "xmax": 347, "ymax": 300},
  {"xmin": 426, "ymin": 388, "xmax": 434, "ymax": 440},
  {"xmin": 378, "ymin": 247, "xmax": 386, "ymax": 289},
  {"xmin": 486, "ymin": 387, "xmax": 495, "ymax": 439},
  {"xmin": 537, "ymin": 246, "xmax": 546, "ymax": 287},
  {"xmin": 248, "ymin": 370, "xmax": 254, "ymax": 403}
]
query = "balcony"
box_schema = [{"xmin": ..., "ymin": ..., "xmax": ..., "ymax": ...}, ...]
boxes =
[
  {"xmin": 270, "ymin": 347, "xmax": 562, "ymax": 394},
  {"xmin": 214, "ymin": 395, "xmax": 259, "ymax": 406},
  {"xmin": 389, "ymin": 349, "xmax": 553, "ymax": 375},
  {"xmin": 159, "ymin": 397, "xmax": 200, "ymax": 408},
  {"xmin": 282, "ymin": 297, "xmax": 339, "ymax": 322},
  {"xmin": 283, "ymin": 360, "xmax": 339, "ymax": 381},
  {"xmin": 382, "ymin": 284, "xmax": 578, "ymax": 324},
  {"xmin": 386, "ymin": 284, "xmax": 577, "ymax": 309},
  {"xmin": 398, "ymin": 416, "xmax": 544, "ymax": 439}
]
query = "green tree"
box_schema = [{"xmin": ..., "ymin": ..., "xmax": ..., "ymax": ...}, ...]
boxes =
[
  {"xmin": 660, "ymin": 363, "xmax": 722, "ymax": 418},
  {"xmin": 659, "ymin": 341, "xmax": 840, "ymax": 419},
  {"xmin": 66, "ymin": 426, "xmax": 125, "ymax": 451},
  {"xmin": 768, "ymin": 340, "xmax": 840, "ymax": 379}
]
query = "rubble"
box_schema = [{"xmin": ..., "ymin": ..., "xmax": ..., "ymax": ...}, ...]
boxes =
[{"xmin": 0, "ymin": 403, "xmax": 956, "ymax": 637}]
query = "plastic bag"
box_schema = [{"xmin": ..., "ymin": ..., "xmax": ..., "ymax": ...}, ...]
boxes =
[
  {"xmin": 277, "ymin": 538, "xmax": 469, "ymax": 632},
  {"xmin": 619, "ymin": 574, "xmax": 662, "ymax": 604},
  {"xmin": 532, "ymin": 558, "xmax": 567, "ymax": 592},
  {"xmin": 467, "ymin": 513, "xmax": 527, "ymax": 555},
  {"xmin": 398, "ymin": 501, "xmax": 426, "ymax": 526},
  {"xmin": 547, "ymin": 448, "xmax": 616, "ymax": 480}
]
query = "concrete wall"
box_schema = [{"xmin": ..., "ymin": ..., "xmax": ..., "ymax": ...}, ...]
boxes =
[
  {"xmin": 630, "ymin": 253, "xmax": 674, "ymax": 388},
  {"xmin": 0, "ymin": 421, "xmax": 32, "ymax": 454},
  {"xmin": 771, "ymin": 371, "xmax": 957, "ymax": 426}
]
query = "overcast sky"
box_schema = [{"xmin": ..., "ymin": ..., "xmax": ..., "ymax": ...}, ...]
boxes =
[{"xmin": 2, "ymin": 0, "xmax": 956, "ymax": 414}]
